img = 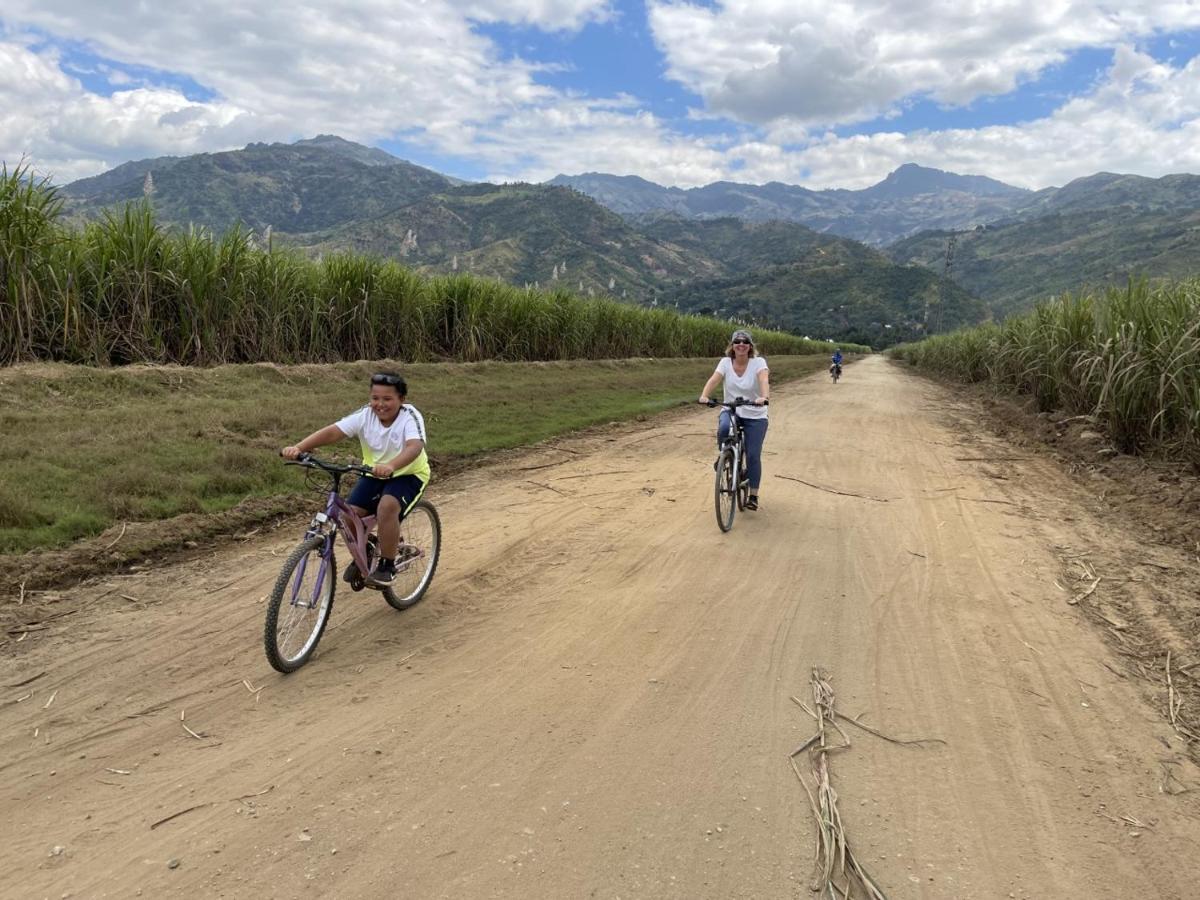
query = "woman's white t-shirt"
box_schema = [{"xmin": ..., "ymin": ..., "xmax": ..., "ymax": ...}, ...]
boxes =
[
  {"xmin": 335, "ymin": 405, "xmax": 431, "ymax": 481},
  {"xmin": 715, "ymin": 356, "xmax": 769, "ymax": 419}
]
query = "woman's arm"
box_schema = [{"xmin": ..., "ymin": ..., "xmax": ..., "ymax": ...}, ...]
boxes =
[
  {"xmin": 755, "ymin": 366, "xmax": 770, "ymax": 404},
  {"xmin": 282, "ymin": 424, "xmax": 347, "ymax": 459},
  {"xmin": 698, "ymin": 370, "xmax": 723, "ymax": 402}
]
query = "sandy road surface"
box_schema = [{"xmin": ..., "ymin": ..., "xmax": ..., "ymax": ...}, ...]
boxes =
[{"xmin": 4, "ymin": 355, "xmax": 1200, "ymax": 899}]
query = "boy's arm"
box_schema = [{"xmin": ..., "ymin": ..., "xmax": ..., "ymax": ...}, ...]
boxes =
[
  {"xmin": 282, "ymin": 424, "xmax": 347, "ymax": 459},
  {"xmin": 372, "ymin": 439, "xmax": 425, "ymax": 478}
]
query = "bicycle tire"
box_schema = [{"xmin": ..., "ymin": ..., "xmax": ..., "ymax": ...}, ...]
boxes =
[
  {"xmin": 714, "ymin": 447, "xmax": 736, "ymax": 532},
  {"xmin": 383, "ymin": 500, "xmax": 442, "ymax": 611},
  {"xmin": 264, "ymin": 534, "xmax": 335, "ymax": 673}
]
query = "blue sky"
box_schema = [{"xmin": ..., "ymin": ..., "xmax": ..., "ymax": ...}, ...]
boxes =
[{"xmin": 4, "ymin": 1, "xmax": 1200, "ymax": 189}]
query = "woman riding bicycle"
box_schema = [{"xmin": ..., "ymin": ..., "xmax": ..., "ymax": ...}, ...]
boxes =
[
  {"xmin": 281, "ymin": 371, "xmax": 430, "ymax": 586},
  {"xmin": 698, "ymin": 329, "xmax": 770, "ymax": 511}
]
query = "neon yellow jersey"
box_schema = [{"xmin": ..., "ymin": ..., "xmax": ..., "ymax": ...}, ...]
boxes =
[{"xmin": 335, "ymin": 405, "xmax": 431, "ymax": 482}]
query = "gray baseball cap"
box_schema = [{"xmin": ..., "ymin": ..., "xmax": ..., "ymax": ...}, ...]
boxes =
[{"xmin": 731, "ymin": 329, "xmax": 753, "ymax": 343}]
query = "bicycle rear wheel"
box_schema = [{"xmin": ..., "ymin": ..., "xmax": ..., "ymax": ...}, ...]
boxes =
[
  {"xmin": 383, "ymin": 500, "xmax": 441, "ymax": 611},
  {"xmin": 264, "ymin": 534, "xmax": 335, "ymax": 673},
  {"xmin": 714, "ymin": 447, "xmax": 736, "ymax": 532}
]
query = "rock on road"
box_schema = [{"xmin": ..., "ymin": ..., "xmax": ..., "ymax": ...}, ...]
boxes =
[{"xmin": 3, "ymin": 355, "xmax": 1199, "ymax": 899}]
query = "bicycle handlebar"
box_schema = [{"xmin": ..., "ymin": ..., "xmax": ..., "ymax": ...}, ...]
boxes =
[
  {"xmin": 700, "ymin": 397, "xmax": 769, "ymax": 408},
  {"xmin": 282, "ymin": 452, "xmax": 374, "ymax": 477}
]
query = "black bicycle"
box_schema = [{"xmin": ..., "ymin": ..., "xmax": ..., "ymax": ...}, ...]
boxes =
[{"xmin": 703, "ymin": 397, "xmax": 767, "ymax": 532}]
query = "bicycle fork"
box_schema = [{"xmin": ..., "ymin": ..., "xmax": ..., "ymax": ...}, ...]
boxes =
[{"xmin": 291, "ymin": 532, "xmax": 334, "ymax": 609}]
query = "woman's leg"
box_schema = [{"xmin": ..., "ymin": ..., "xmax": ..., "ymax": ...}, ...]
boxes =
[
  {"xmin": 743, "ymin": 418, "xmax": 769, "ymax": 495},
  {"xmin": 717, "ymin": 409, "xmax": 732, "ymax": 447}
]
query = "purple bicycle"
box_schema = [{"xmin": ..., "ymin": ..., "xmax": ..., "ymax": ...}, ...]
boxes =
[{"xmin": 264, "ymin": 453, "xmax": 441, "ymax": 673}]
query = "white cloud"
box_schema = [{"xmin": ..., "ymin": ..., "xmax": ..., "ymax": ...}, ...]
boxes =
[
  {"xmin": 465, "ymin": 0, "xmax": 612, "ymax": 30},
  {"xmin": 3, "ymin": 1, "xmax": 1200, "ymax": 195},
  {"xmin": 478, "ymin": 100, "xmax": 730, "ymax": 185},
  {"xmin": 0, "ymin": 35, "xmax": 268, "ymax": 182},
  {"xmin": 647, "ymin": 0, "xmax": 1200, "ymax": 126},
  {"xmin": 0, "ymin": 1, "xmax": 576, "ymax": 180},
  {"xmin": 734, "ymin": 46, "xmax": 1200, "ymax": 190}
]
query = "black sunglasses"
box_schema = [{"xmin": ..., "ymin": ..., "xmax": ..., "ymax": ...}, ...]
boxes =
[
  {"xmin": 731, "ymin": 339, "xmax": 752, "ymax": 345},
  {"xmin": 371, "ymin": 372, "xmax": 404, "ymax": 387}
]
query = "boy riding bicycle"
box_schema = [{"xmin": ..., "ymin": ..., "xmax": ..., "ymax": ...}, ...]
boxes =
[{"xmin": 282, "ymin": 371, "xmax": 429, "ymax": 586}]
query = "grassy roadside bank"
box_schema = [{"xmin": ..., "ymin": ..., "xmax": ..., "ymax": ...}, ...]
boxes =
[
  {"xmin": 1, "ymin": 354, "xmax": 831, "ymax": 592},
  {"xmin": 889, "ymin": 279, "xmax": 1200, "ymax": 461}
]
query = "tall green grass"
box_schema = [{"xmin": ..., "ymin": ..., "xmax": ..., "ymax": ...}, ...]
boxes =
[
  {"xmin": 1, "ymin": 164, "xmax": 864, "ymax": 365},
  {"xmin": 890, "ymin": 280, "xmax": 1200, "ymax": 457}
]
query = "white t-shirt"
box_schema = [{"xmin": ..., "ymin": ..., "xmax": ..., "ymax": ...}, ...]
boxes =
[
  {"xmin": 335, "ymin": 405, "xmax": 431, "ymax": 481},
  {"xmin": 715, "ymin": 356, "xmax": 769, "ymax": 419}
]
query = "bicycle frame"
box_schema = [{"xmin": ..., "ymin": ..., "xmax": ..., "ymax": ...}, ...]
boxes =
[
  {"xmin": 287, "ymin": 466, "xmax": 378, "ymax": 611},
  {"xmin": 719, "ymin": 409, "xmax": 748, "ymax": 475}
]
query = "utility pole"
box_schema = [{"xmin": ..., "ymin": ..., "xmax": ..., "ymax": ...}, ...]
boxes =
[{"xmin": 925, "ymin": 232, "xmax": 957, "ymax": 334}]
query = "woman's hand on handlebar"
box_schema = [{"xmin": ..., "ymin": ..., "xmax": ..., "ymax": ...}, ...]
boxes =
[{"xmin": 753, "ymin": 397, "xmax": 769, "ymax": 406}]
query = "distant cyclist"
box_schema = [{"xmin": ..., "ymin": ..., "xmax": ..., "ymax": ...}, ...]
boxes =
[
  {"xmin": 698, "ymin": 329, "xmax": 770, "ymax": 511},
  {"xmin": 281, "ymin": 371, "xmax": 430, "ymax": 586},
  {"xmin": 830, "ymin": 348, "xmax": 843, "ymax": 380}
]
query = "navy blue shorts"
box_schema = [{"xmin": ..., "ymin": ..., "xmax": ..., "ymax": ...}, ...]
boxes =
[{"xmin": 346, "ymin": 474, "xmax": 426, "ymax": 520}]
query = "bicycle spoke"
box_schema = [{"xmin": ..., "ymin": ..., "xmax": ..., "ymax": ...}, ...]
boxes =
[
  {"xmin": 383, "ymin": 501, "xmax": 441, "ymax": 610},
  {"xmin": 264, "ymin": 536, "xmax": 335, "ymax": 673}
]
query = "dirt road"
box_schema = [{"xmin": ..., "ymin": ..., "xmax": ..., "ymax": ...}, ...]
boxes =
[{"xmin": 4, "ymin": 355, "xmax": 1200, "ymax": 899}]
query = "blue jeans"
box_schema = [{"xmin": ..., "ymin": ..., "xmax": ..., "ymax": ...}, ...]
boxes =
[{"xmin": 718, "ymin": 412, "xmax": 769, "ymax": 491}]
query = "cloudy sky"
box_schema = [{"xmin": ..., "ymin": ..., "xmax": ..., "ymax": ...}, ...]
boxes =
[{"xmin": 3, "ymin": 1, "xmax": 1200, "ymax": 189}]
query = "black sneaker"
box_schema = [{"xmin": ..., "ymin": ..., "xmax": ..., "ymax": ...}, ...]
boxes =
[
  {"xmin": 342, "ymin": 561, "xmax": 361, "ymax": 583},
  {"xmin": 745, "ymin": 497, "xmax": 759, "ymax": 511},
  {"xmin": 369, "ymin": 559, "xmax": 397, "ymax": 586}
]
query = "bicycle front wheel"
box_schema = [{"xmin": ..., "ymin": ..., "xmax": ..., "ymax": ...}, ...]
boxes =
[
  {"xmin": 264, "ymin": 534, "xmax": 335, "ymax": 673},
  {"xmin": 714, "ymin": 448, "xmax": 736, "ymax": 532},
  {"xmin": 383, "ymin": 500, "xmax": 442, "ymax": 611},
  {"xmin": 736, "ymin": 449, "xmax": 750, "ymax": 511}
]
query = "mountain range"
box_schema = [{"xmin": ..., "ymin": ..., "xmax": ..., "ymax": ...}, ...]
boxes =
[
  {"xmin": 549, "ymin": 165, "xmax": 1029, "ymax": 246},
  {"xmin": 51, "ymin": 136, "xmax": 1200, "ymax": 346}
]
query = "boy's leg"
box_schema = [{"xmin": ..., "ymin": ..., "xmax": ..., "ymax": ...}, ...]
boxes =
[
  {"xmin": 376, "ymin": 475, "xmax": 427, "ymax": 560},
  {"xmin": 376, "ymin": 494, "xmax": 402, "ymax": 559}
]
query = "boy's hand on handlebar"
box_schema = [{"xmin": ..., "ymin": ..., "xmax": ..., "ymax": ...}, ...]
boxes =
[
  {"xmin": 281, "ymin": 446, "xmax": 303, "ymax": 460},
  {"xmin": 372, "ymin": 462, "xmax": 396, "ymax": 478}
]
